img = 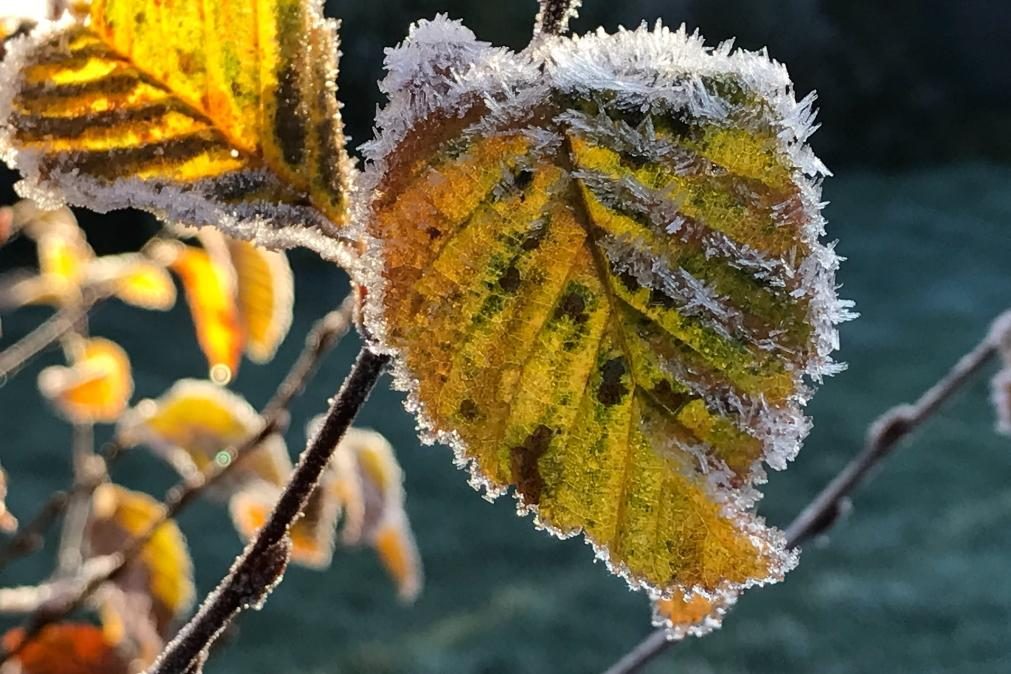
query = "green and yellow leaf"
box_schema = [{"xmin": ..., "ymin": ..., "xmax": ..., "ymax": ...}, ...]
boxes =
[
  {"xmin": 358, "ymin": 19, "xmax": 852, "ymax": 602},
  {"xmin": 0, "ymin": 0, "xmax": 352, "ymax": 259}
]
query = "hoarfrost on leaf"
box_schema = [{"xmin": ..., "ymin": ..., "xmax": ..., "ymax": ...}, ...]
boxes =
[{"xmin": 354, "ymin": 15, "xmax": 851, "ymax": 606}]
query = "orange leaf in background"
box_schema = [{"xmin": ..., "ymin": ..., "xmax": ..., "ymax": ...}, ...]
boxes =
[
  {"xmin": 651, "ymin": 590, "xmax": 737, "ymax": 641},
  {"xmin": 230, "ymin": 482, "xmax": 340, "ymax": 570},
  {"xmin": 37, "ymin": 337, "xmax": 132, "ymax": 423},
  {"xmin": 116, "ymin": 379, "xmax": 291, "ymax": 493},
  {"xmin": 196, "ymin": 228, "xmax": 295, "ymax": 364},
  {"xmin": 152, "ymin": 239, "xmax": 244, "ymax": 383},
  {"xmin": 231, "ymin": 424, "xmax": 423, "ymax": 601},
  {"xmin": 1, "ymin": 623, "xmax": 129, "ymax": 674},
  {"xmin": 86, "ymin": 484, "xmax": 195, "ymax": 638}
]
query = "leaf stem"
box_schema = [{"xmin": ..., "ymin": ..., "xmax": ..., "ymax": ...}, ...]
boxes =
[
  {"xmin": 146, "ymin": 347, "xmax": 389, "ymax": 674},
  {"xmin": 602, "ymin": 310, "xmax": 1006, "ymax": 674}
]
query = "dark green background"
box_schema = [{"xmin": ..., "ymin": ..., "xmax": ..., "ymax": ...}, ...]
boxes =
[{"xmin": 2, "ymin": 2, "xmax": 1010, "ymax": 672}]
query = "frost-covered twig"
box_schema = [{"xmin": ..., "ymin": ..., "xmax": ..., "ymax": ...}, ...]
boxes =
[
  {"xmin": 602, "ymin": 309, "xmax": 1008, "ymax": 674},
  {"xmin": 533, "ymin": 0, "xmax": 581, "ymax": 36},
  {"xmin": 147, "ymin": 347, "xmax": 389, "ymax": 674},
  {"xmin": 0, "ymin": 298, "xmax": 355, "ymax": 665},
  {"xmin": 0, "ymin": 292, "xmax": 101, "ymax": 381}
]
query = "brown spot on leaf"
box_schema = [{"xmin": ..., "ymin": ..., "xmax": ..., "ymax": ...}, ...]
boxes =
[
  {"xmin": 459, "ymin": 399, "xmax": 480, "ymax": 422},
  {"xmin": 510, "ymin": 425, "xmax": 553, "ymax": 504},
  {"xmin": 498, "ymin": 265, "xmax": 521, "ymax": 293},
  {"xmin": 555, "ymin": 287, "xmax": 588, "ymax": 324},
  {"xmin": 597, "ymin": 357, "xmax": 629, "ymax": 406}
]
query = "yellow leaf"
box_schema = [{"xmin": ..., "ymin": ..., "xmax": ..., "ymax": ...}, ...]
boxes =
[
  {"xmin": 87, "ymin": 483, "xmax": 194, "ymax": 637},
  {"xmin": 0, "ymin": 1, "xmax": 352, "ymax": 259},
  {"xmin": 86, "ymin": 252, "xmax": 176, "ymax": 310},
  {"xmin": 116, "ymin": 378, "xmax": 292, "ymax": 493},
  {"xmin": 37, "ymin": 336, "xmax": 132, "ymax": 423},
  {"xmin": 359, "ymin": 19, "xmax": 852, "ymax": 601},
  {"xmin": 651, "ymin": 590, "xmax": 737, "ymax": 640},
  {"xmin": 226, "ymin": 237, "xmax": 294, "ymax": 362},
  {"xmin": 153, "ymin": 239, "xmax": 244, "ymax": 382}
]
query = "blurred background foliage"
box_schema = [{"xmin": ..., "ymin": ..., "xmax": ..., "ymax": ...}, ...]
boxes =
[{"xmin": 1, "ymin": 1, "xmax": 1010, "ymax": 673}]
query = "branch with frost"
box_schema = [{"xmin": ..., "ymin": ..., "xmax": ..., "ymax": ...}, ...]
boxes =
[
  {"xmin": 0, "ymin": 297, "xmax": 355, "ymax": 665},
  {"xmin": 147, "ymin": 347, "xmax": 389, "ymax": 674},
  {"xmin": 603, "ymin": 308, "xmax": 1010, "ymax": 674},
  {"xmin": 533, "ymin": 0, "xmax": 581, "ymax": 36}
]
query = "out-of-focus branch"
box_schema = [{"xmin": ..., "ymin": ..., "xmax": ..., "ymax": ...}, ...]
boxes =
[
  {"xmin": 147, "ymin": 347, "xmax": 389, "ymax": 674},
  {"xmin": 0, "ymin": 297, "xmax": 355, "ymax": 665},
  {"xmin": 602, "ymin": 309, "xmax": 1009, "ymax": 674},
  {"xmin": 0, "ymin": 292, "xmax": 102, "ymax": 381}
]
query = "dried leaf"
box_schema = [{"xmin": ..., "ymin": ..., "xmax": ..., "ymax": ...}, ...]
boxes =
[
  {"xmin": 116, "ymin": 379, "xmax": 291, "ymax": 494},
  {"xmin": 37, "ymin": 336, "xmax": 132, "ymax": 423},
  {"xmin": 358, "ymin": 18, "xmax": 852, "ymax": 601},
  {"xmin": 86, "ymin": 483, "xmax": 194, "ymax": 637},
  {"xmin": 1, "ymin": 622, "xmax": 129, "ymax": 674},
  {"xmin": 0, "ymin": 1, "xmax": 353, "ymax": 259}
]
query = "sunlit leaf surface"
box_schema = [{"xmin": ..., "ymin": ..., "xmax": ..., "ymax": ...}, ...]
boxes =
[
  {"xmin": 2, "ymin": 623, "xmax": 129, "ymax": 674},
  {"xmin": 116, "ymin": 378, "xmax": 291, "ymax": 494},
  {"xmin": 86, "ymin": 483, "xmax": 195, "ymax": 637},
  {"xmin": 0, "ymin": 0, "xmax": 352, "ymax": 259},
  {"xmin": 37, "ymin": 336, "xmax": 132, "ymax": 423},
  {"xmin": 359, "ymin": 18, "xmax": 852, "ymax": 602}
]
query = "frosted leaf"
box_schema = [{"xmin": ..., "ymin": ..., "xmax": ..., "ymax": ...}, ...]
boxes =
[
  {"xmin": 0, "ymin": 2, "xmax": 354, "ymax": 263},
  {"xmin": 355, "ymin": 16, "xmax": 851, "ymax": 603},
  {"xmin": 651, "ymin": 589, "xmax": 738, "ymax": 641}
]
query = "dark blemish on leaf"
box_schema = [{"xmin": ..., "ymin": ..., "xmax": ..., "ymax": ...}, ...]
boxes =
[
  {"xmin": 555, "ymin": 287, "xmax": 588, "ymax": 324},
  {"xmin": 134, "ymin": 12, "xmax": 145, "ymax": 24},
  {"xmin": 13, "ymin": 102, "xmax": 179, "ymax": 140},
  {"xmin": 425, "ymin": 226, "xmax": 441, "ymax": 241},
  {"xmin": 459, "ymin": 399, "xmax": 480, "ymax": 422},
  {"xmin": 521, "ymin": 219, "xmax": 548, "ymax": 251},
  {"xmin": 510, "ymin": 425, "xmax": 554, "ymax": 505},
  {"xmin": 617, "ymin": 270, "xmax": 640, "ymax": 294},
  {"xmin": 19, "ymin": 72, "xmax": 145, "ymax": 100},
  {"xmin": 514, "ymin": 168, "xmax": 535, "ymax": 191},
  {"xmin": 648, "ymin": 287, "xmax": 679, "ymax": 310},
  {"xmin": 48, "ymin": 131, "xmax": 223, "ymax": 178},
  {"xmin": 597, "ymin": 357, "xmax": 629, "ymax": 406},
  {"xmin": 498, "ymin": 265, "xmax": 521, "ymax": 293},
  {"xmin": 274, "ymin": 62, "xmax": 307, "ymax": 166}
]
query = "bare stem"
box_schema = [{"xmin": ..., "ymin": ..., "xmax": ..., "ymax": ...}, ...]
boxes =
[
  {"xmin": 146, "ymin": 347, "xmax": 389, "ymax": 674},
  {"xmin": 0, "ymin": 294, "xmax": 100, "ymax": 381},
  {"xmin": 0, "ymin": 299, "xmax": 355, "ymax": 665},
  {"xmin": 55, "ymin": 423, "xmax": 94, "ymax": 577},
  {"xmin": 602, "ymin": 311, "xmax": 1006, "ymax": 674},
  {"xmin": 533, "ymin": 0, "xmax": 581, "ymax": 37}
]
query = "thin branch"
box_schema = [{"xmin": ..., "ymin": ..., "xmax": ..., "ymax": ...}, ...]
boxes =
[
  {"xmin": 147, "ymin": 347, "xmax": 389, "ymax": 674},
  {"xmin": 0, "ymin": 292, "xmax": 101, "ymax": 381},
  {"xmin": 602, "ymin": 310, "xmax": 1007, "ymax": 674},
  {"xmin": 0, "ymin": 298, "xmax": 355, "ymax": 665},
  {"xmin": 0, "ymin": 441, "xmax": 125, "ymax": 571},
  {"xmin": 55, "ymin": 424, "xmax": 95, "ymax": 577},
  {"xmin": 533, "ymin": 0, "xmax": 581, "ymax": 37}
]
